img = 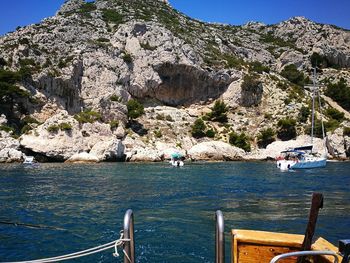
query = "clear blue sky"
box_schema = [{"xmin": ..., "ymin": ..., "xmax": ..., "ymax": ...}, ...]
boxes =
[{"xmin": 1, "ymin": 0, "xmax": 349, "ymax": 36}]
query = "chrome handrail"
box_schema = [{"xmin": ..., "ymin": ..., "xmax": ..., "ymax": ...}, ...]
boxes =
[
  {"xmin": 123, "ymin": 209, "xmax": 135, "ymax": 263},
  {"xmin": 270, "ymin": 250, "xmax": 339, "ymax": 263},
  {"xmin": 215, "ymin": 210, "xmax": 225, "ymax": 263}
]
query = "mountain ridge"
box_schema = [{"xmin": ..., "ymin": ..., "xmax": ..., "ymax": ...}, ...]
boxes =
[{"xmin": 0, "ymin": 0, "xmax": 349, "ymax": 162}]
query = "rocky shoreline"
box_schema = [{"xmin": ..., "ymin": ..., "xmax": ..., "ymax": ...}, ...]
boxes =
[{"xmin": 1, "ymin": 110, "xmax": 349, "ymax": 163}]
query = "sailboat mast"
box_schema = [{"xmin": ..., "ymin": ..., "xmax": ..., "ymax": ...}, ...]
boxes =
[{"xmin": 311, "ymin": 68, "xmax": 316, "ymax": 145}]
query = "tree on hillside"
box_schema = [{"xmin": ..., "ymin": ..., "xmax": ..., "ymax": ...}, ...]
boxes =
[
  {"xmin": 207, "ymin": 100, "xmax": 228, "ymax": 123},
  {"xmin": 277, "ymin": 118, "xmax": 297, "ymax": 141},
  {"xmin": 127, "ymin": 99, "xmax": 144, "ymax": 120}
]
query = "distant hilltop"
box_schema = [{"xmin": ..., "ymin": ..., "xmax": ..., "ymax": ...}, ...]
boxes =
[{"xmin": 0, "ymin": 0, "xmax": 349, "ymax": 163}]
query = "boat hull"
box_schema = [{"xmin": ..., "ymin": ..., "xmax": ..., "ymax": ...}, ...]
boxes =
[{"xmin": 277, "ymin": 158, "xmax": 326, "ymax": 170}]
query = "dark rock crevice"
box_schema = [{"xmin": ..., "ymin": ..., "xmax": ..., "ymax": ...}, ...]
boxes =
[{"xmin": 152, "ymin": 63, "xmax": 232, "ymax": 106}]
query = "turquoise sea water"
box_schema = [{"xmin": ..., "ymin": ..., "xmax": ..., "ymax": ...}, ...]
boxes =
[{"xmin": 0, "ymin": 162, "xmax": 349, "ymax": 262}]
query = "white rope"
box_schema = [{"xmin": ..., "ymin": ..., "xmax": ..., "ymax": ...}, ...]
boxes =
[{"xmin": 2, "ymin": 231, "xmax": 131, "ymax": 263}]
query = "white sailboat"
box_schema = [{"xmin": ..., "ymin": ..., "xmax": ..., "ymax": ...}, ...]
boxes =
[{"xmin": 276, "ymin": 68, "xmax": 327, "ymax": 170}]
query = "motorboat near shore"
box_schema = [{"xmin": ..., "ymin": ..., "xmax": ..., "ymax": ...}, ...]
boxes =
[
  {"xmin": 23, "ymin": 156, "xmax": 35, "ymax": 164},
  {"xmin": 170, "ymin": 152, "xmax": 184, "ymax": 167}
]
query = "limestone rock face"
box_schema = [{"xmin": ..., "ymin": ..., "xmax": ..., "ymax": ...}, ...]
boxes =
[
  {"xmin": 56, "ymin": 0, "xmax": 84, "ymax": 16},
  {"xmin": 66, "ymin": 152, "xmax": 99, "ymax": 163},
  {"xmin": 327, "ymin": 128, "xmax": 347, "ymax": 159},
  {"xmin": 0, "ymin": 133, "xmax": 25, "ymax": 163},
  {"xmin": 1, "ymin": 2, "xmax": 350, "ymax": 162},
  {"xmin": 240, "ymin": 80, "xmax": 263, "ymax": 107},
  {"xmin": 188, "ymin": 141, "xmax": 245, "ymax": 161},
  {"xmin": 249, "ymin": 135, "xmax": 327, "ymax": 160},
  {"xmin": 129, "ymin": 147, "xmax": 163, "ymax": 162},
  {"xmin": 90, "ymin": 139, "xmax": 125, "ymax": 161},
  {"xmin": 20, "ymin": 111, "xmax": 116, "ymax": 161}
]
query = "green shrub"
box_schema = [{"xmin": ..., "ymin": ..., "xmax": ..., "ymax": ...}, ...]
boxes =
[
  {"xmin": 325, "ymin": 108, "xmax": 344, "ymax": 122},
  {"xmin": 277, "ymin": 118, "xmax": 297, "ymax": 141},
  {"xmin": 122, "ymin": 53, "xmax": 133, "ymax": 63},
  {"xmin": 205, "ymin": 129, "xmax": 216, "ymax": 138},
  {"xmin": 298, "ymin": 105, "xmax": 310, "ymax": 123},
  {"xmin": 249, "ymin": 61, "xmax": 270, "ymax": 73},
  {"xmin": 257, "ymin": 128, "xmax": 275, "ymax": 148},
  {"xmin": 310, "ymin": 52, "xmax": 329, "ymax": 68},
  {"xmin": 47, "ymin": 125, "xmax": 59, "ymax": 133},
  {"xmin": 0, "ymin": 125, "xmax": 15, "ymax": 133},
  {"xmin": 127, "ymin": 99, "xmax": 144, "ymax": 119},
  {"xmin": 207, "ymin": 100, "xmax": 228, "ymax": 123},
  {"xmin": 325, "ymin": 78, "xmax": 350, "ymax": 111},
  {"xmin": 229, "ymin": 131, "xmax": 251, "ymax": 152},
  {"xmin": 280, "ymin": 64, "xmax": 306, "ymax": 86},
  {"xmin": 59, "ymin": 122, "xmax": 72, "ymax": 131},
  {"xmin": 20, "ymin": 125, "xmax": 32, "ymax": 134},
  {"xmin": 156, "ymin": 114, "xmax": 165, "ymax": 120},
  {"xmin": 109, "ymin": 120, "xmax": 119, "ymax": 129},
  {"xmin": 165, "ymin": 115, "xmax": 174, "ymax": 122},
  {"xmin": 79, "ymin": 2, "xmax": 96, "ymax": 17},
  {"xmin": 140, "ymin": 42, "xmax": 156, "ymax": 51},
  {"xmin": 110, "ymin": 94, "xmax": 121, "ymax": 102},
  {"xmin": 0, "ymin": 57, "xmax": 7, "ymax": 68},
  {"xmin": 191, "ymin": 118, "xmax": 206, "ymax": 138},
  {"xmin": 154, "ymin": 129, "xmax": 162, "ymax": 138},
  {"xmin": 22, "ymin": 116, "xmax": 40, "ymax": 124},
  {"xmin": 343, "ymin": 127, "xmax": 350, "ymax": 137},
  {"xmin": 96, "ymin": 38, "xmax": 109, "ymax": 43},
  {"xmin": 241, "ymin": 73, "xmax": 261, "ymax": 91},
  {"xmin": 102, "ymin": 9, "xmax": 123, "ymax": 24},
  {"xmin": 74, "ymin": 109, "xmax": 102, "ymax": 124}
]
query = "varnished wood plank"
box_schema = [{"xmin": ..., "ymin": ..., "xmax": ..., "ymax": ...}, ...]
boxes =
[
  {"xmin": 231, "ymin": 229, "xmax": 304, "ymax": 248},
  {"xmin": 237, "ymin": 243, "xmax": 299, "ymax": 263},
  {"xmin": 312, "ymin": 237, "xmax": 343, "ymax": 263}
]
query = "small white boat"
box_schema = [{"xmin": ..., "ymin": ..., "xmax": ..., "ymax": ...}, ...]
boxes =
[
  {"xmin": 170, "ymin": 152, "xmax": 184, "ymax": 167},
  {"xmin": 23, "ymin": 156, "xmax": 35, "ymax": 164}
]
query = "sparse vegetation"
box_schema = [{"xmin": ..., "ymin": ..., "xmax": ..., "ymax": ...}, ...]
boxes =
[
  {"xmin": 343, "ymin": 127, "xmax": 350, "ymax": 137},
  {"xmin": 74, "ymin": 109, "xmax": 102, "ymax": 124},
  {"xmin": 229, "ymin": 131, "xmax": 251, "ymax": 152},
  {"xmin": 127, "ymin": 99, "xmax": 144, "ymax": 119},
  {"xmin": 191, "ymin": 118, "xmax": 206, "ymax": 138},
  {"xmin": 298, "ymin": 105, "xmax": 310, "ymax": 123},
  {"xmin": 0, "ymin": 125, "xmax": 15, "ymax": 134},
  {"xmin": 325, "ymin": 78, "xmax": 350, "ymax": 111},
  {"xmin": 257, "ymin": 128, "xmax": 275, "ymax": 148},
  {"xmin": 249, "ymin": 61, "xmax": 270, "ymax": 73},
  {"xmin": 47, "ymin": 125, "xmax": 59, "ymax": 133},
  {"xmin": 140, "ymin": 42, "xmax": 156, "ymax": 51},
  {"xmin": 325, "ymin": 108, "xmax": 344, "ymax": 122},
  {"xmin": 205, "ymin": 129, "xmax": 216, "ymax": 138},
  {"xmin": 154, "ymin": 129, "xmax": 162, "ymax": 138},
  {"xmin": 59, "ymin": 122, "xmax": 72, "ymax": 131},
  {"xmin": 206, "ymin": 100, "xmax": 228, "ymax": 123},
  {"xmin": 122, "ymin": 53, "xmax": 133, "ymax": 63},
  {"xmin": 280, "ymin": 64, "xmax": 306, "ymax": 86},
  {"xmin": 277, "ymin": 118, "xmax": 297, "ymax": 141},
  {"xmin": 110, "ymin": 94, "xmax": 122, "ymax": 102},
  {"xmin": 102, "ymin": 9, "xmax": 123, "ymax": 24},
  {"xmin": 109, "ymin": 120, "xmax": 119, "ymax": 129}
]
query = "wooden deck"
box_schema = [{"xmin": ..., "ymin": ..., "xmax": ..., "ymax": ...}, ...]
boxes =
[{"xmin": 231, "ymin": 229, "xmax": 342, "ymax": 263}]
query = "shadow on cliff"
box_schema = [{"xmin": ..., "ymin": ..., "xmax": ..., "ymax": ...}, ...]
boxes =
[{"xmin": 127, "ymin": 120, "xmax": 148, "ymax": 136}]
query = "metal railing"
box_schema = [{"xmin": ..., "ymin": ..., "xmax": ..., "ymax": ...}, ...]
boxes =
[
  {"xmin": 215, "ymin": 210, "xmax": 225, "ymax": 263},
  {"xmin": 123, "ymin": 209, "xmax": 135, "ymax": 263},
  {"xmin": 270, "ymin": 250, "xmax": 339, "ymax": 263}
]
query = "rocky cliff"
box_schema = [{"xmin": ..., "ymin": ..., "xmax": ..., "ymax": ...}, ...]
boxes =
[{"xmin": 0, "ymin": 0, "xmax": 350, "ymax": 162}]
